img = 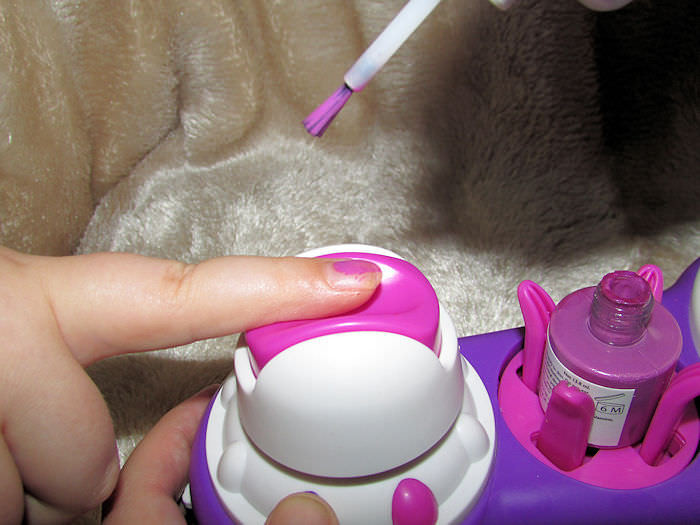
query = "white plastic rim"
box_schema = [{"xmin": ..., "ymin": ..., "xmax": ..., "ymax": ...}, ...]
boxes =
[
  {"xmin": 234, "ymin": 304, "xmax": 463, "ymax": 477},
  {"xmin": 297, "ymin": 243, "xmax": 402, "ymax": 259},
  {"xmin": 206, "ymin": 352, "xmax": 495, "ymax": 525},
  {"xmin": 691, "ymin": 265, "xmax": 700, "ymax": 358}
]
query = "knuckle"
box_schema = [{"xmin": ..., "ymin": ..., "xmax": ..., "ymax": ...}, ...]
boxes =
[{"xmin": 158, "ymin": 261, "xmax": 198, "ymax": 312}]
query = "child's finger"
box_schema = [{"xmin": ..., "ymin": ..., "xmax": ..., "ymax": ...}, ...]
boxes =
[{"xmin": 33, "ymin": 252, "xmax": 381, "ymax": 365}]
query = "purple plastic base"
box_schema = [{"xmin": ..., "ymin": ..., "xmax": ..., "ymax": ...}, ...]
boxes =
[
  {"xmin": 190, "ymin": 395, "xmax": 237, "ymax": 525},
  {"xmin": 189, "ymin": 258, "xmax": 700, "ymax": 524}
]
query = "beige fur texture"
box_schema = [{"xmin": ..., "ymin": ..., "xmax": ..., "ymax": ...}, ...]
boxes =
[{"xmin": 1, "ymin": 0, "xmax": 699, "ymax": 521}]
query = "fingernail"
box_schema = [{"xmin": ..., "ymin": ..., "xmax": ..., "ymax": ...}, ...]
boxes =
[
  {"xmin": 490, "ymin": 0, "xmax": 518, "ymax": 10},
  {"xmin": 324, "ymin": 259, "xmax": 382, "ymax": 291},
  {"xmin": 266, "ymin": 492, "xmax": 339, "ymax": 525}
]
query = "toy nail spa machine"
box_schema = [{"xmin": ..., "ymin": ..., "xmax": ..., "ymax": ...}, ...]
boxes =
[{"xmin": 188, "ymin": 245, "xmax": 700, "ymax": 524}]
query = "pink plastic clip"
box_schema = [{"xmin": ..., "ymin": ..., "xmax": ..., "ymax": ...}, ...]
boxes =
[
  {"xmin": 639, "ymin": 362, "xmax": 700, "ymax": 466},
  {"xmin": 637, "ymin": 264, "xmax": 664, "ymax": 303},
  {"xmin": 517, "ymin": 280, "xmax": 556, "ymax": 392}
]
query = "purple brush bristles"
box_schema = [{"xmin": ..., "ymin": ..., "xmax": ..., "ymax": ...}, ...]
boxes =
[{"xmin": 303, "ymin": 84, "xmax": 353, "ymax": 137}]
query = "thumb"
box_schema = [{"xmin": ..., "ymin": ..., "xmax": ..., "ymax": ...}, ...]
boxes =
[
  {"xmin": 103, "ymin": 385, "xmax": 219, "ymax": 524},
  {"xmin": 266, "ymin": 492, "xmax": 339, "ymax": 525}
]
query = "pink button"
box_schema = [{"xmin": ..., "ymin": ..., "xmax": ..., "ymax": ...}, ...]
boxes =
[
  {"xmin": 245, "ymin": 252, "xmax": 440, "ymax": 370},
  {"xmin": 391, "ymin": 478, "xmax": 439, "ymax": 525}
]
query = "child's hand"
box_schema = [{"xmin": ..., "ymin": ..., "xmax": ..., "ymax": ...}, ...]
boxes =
[
  {"xmin": 491, "ymin": 0, "xmax": 634, "ymax": 11},
  {"xmin": 0, "ymin": 247, "xmax": 379, "ymax": 523}
]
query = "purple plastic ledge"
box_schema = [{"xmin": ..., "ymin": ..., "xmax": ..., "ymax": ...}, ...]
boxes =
[{"xmin": 245, "ymin": 253, "xmax": 440, "ymax": 370}]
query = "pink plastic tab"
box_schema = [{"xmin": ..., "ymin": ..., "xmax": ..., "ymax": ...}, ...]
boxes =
[
  {"xmin": 536, "ymin": 381, "xmax": 595, "ymax": 471},
  {"xmin": 245, "ymin": 252, "xmax": 440, "ymax": 370}
]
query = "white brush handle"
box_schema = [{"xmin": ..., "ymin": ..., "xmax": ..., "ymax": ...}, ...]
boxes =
[{"xmin": 344, "ymin": 0, "xmax": 443, "ymax": 91}]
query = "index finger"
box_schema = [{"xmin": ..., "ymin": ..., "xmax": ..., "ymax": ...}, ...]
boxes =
[{"xmin": 32, "ymin": 252, "xmax": 381, "ymax": 365}]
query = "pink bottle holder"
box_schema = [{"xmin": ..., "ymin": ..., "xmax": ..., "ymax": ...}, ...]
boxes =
[
  {"xmin": 498, "ymin": 349, "xmax": 699, "ymax": 489},
  {"xmin": 499, "ymin": 265, "xmax": 698, "ymax": 489}
]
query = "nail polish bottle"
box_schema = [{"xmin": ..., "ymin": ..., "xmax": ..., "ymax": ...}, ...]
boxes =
[{"xmin": 538, "ymin": 271, "xmax": 682, "ymax": 448}]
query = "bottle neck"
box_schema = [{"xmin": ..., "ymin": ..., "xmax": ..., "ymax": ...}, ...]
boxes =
[{"xmin": 589, "ymin": 271, "xmax": 653, "ymax": 346}]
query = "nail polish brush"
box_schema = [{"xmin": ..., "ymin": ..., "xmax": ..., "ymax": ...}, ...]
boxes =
[{"xmin": 303, "ymin": 0, "xmax": 444, "ymax": 137}]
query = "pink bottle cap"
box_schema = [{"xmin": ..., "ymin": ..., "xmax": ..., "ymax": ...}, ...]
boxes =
[{"xmin": 245, "ymin": 252, "xmax": 440, "ymax": 370}]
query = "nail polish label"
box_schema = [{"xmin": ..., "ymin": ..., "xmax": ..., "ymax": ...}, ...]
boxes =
[{"xmin": 539, "ymin": 340, "xmax": 635, "ymax": 447}]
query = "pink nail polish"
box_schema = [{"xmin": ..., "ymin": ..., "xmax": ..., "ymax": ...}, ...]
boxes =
[{"xmin": 326, "ymin": 259, "xmax": 381, "ymax": 290}]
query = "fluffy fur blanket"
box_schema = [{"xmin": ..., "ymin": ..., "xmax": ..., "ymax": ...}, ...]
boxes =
[{"xmin": 1, "ymin": 0, "xmax": 699, "ymax": 521}]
